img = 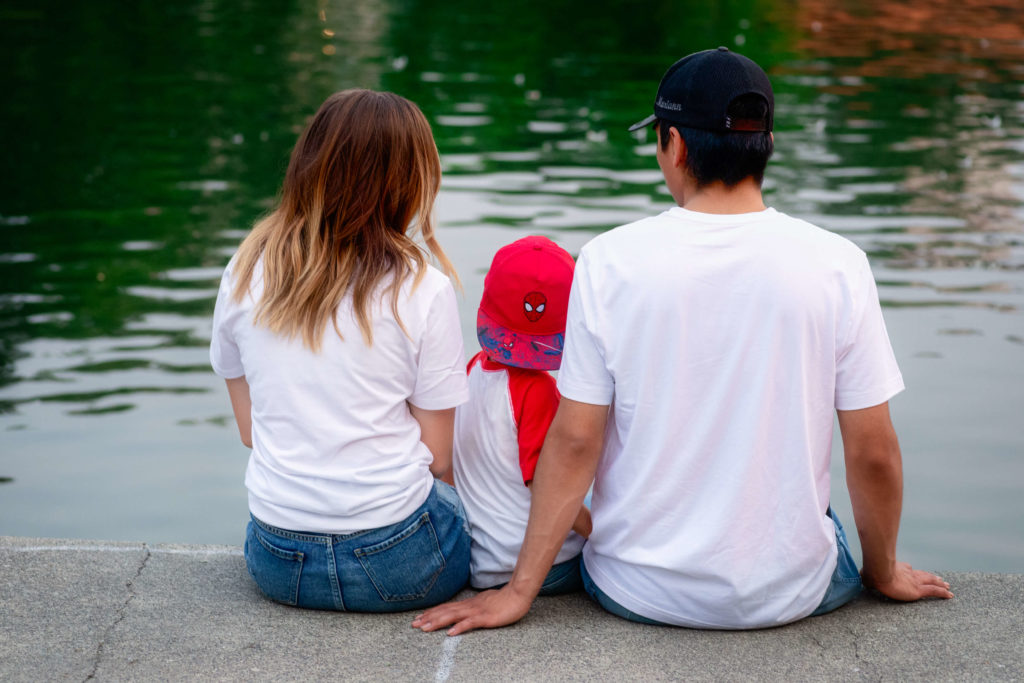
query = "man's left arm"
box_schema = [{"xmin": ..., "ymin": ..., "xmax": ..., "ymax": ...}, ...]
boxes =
[
  {"xmin": 412, "ymin": 397, "xmax": 607, "ymax": 635},
  {"xmin": 839, "ymin": 403, "xmax": 953, "ymax": 601}
]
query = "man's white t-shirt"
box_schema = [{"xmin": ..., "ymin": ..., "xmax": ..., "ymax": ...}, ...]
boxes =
[
  {"xmin": 210, "ymin": 258, "xmax": 469, "ymax": 534},
  {"xmin": 559, "ymin": 207, "xmax": 904, "ymax": 629}
]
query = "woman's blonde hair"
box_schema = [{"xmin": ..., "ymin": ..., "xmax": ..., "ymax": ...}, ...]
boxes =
[{"xmin": 231, "ymin": 89, "xmax": 457, "ymax": 350}]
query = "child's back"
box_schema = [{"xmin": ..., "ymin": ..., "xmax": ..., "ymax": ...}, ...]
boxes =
[
  {"xmin": 453, "ymin": 236, "xmax": 589, "ymax": 592},
  {"xmin": 455, "ymin": 353, "xmax": 585, "ymax": 589}
]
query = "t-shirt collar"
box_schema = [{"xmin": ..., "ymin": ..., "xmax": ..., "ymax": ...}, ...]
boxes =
[{"xmin": 666, "ymin": 206, "xmax": 777, "ymax": 223}]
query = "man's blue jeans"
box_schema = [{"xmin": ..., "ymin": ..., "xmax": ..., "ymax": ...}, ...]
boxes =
[
  {"xmin": 244, "ymin": 480, "xmax": 471, "ymax": 612},
  {"xmin": 581, "ymin": 506, "xmax": 863, "ymax": 625}
]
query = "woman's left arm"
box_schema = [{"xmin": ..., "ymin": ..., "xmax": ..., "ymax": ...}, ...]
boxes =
[
  {"xmin": 225, "ymin": 376, "xmax": 253, "ymax": 448},
  {"xmin": 409, "ymin": 404, "xmax": 456, "ymax": 484}
]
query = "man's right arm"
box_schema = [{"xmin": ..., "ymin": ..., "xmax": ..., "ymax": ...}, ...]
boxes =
[
  {"xmin": 838, "ymin": 402, "xmax": 953, "ymax": 601},
  {"xmin": 412, "ymin": 397, "xmax": 607, "ymax": 635}
]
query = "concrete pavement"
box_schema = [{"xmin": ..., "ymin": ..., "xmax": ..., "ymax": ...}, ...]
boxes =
[{"xmin": 1, "ymin": 536, "xmax": 1021, "ymax": 681}]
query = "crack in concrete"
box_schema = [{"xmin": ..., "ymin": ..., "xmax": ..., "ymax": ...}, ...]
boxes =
[
  {"xmin": 844, "ymin": 625, "xmax": 883, "ymax": 682},
  {"xmin": 808, "ymin": 633, "xmax": 828, "ymax": 659},
  {"xmin": 844, "ymin": 625, "xmax": 863, "ymax": 662},
  {"xmin": 83, "ymin": 544, "xmax": 151, "ymax": 682}
]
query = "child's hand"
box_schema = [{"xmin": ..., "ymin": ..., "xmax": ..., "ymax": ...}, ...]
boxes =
[{"xmin": 572, "ymin": 505, "xmax": 592, "ymax": 539}]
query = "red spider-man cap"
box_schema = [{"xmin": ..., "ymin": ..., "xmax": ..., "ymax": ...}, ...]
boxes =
[{"xmin": 477, "ymin": 236, "xmax": 575, "ymax": 371}]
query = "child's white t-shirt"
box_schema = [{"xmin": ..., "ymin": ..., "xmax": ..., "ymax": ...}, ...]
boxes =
[
  {"xmin": 454, "ymin": 352, "xmax": 585, "ymax": 588},
  {"xmin": 558, "ymin": 207, "xmax": 904, "ymax": 629},
  {"xmin": 210, "ymin": 257, "xmax": 469, "ymax": 534}
]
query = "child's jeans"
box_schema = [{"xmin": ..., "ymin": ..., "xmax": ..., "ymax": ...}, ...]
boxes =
[
  {"xmin": 486, "ymin": 553, "xmax": 584, "ymax": 596},
  {"xmin": 539, "ymin": 554, "xmax": 584, "ymax": 595},
  {"xmin": 244, "ymin": 480, "xmax": 471, "ymax": 612},
  {"xmin": 581, "ymin": 506, "xmax": 863, "ymax": 625}
]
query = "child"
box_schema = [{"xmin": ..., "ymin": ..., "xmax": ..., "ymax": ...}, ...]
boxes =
[{"xmin": 453, "ymin": 236, "xmax": 591, "ymax": 594}]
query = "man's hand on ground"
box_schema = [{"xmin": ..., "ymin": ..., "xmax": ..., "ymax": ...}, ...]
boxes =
[
  {"xmin": 412, "ymin": 585, "xmax": 533, "ymax": 635},
  {"xmin": 863, "ymin": 561, "xmax": 954, "ymax": 602}
]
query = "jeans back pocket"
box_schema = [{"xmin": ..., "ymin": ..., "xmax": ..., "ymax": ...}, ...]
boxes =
[
  {"xmin": 354, "ymin": 511, "xmax": 445, "ymax": 602},
  {"xmin": 245, "ymin": 522, "xmax": 305, "ymax": 606}
]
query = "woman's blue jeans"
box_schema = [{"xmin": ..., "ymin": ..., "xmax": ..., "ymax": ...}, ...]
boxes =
[
  {"xmin": 244, "ymin": 480, "xmax": 471, "ymax": 612},
  {"xmin": 581, "ymin": 506, "xmax": 863, "ymax": 626}
]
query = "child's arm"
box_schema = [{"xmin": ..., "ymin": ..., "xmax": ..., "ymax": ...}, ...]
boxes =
[{"xmin": 571, "ymin": 504, "xmax": 592, "ymax": 539}]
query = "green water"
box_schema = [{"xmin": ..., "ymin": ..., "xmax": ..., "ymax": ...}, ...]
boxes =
[{"xmin": 1, "ymin": 0, "xmax": 1022, "ymax": 570}]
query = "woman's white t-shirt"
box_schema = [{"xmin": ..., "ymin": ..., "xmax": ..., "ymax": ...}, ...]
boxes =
[{"xmin": 210, "ymin": 257, "xmax": 469, "ymax": 534}]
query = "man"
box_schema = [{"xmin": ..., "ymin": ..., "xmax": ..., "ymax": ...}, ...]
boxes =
[{"xmin": 414, "ymin": 47, "xmax": 952, "ymax": 633}]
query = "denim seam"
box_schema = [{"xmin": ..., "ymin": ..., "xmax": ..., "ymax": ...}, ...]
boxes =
[
  {"xmin": 326, "ymin": 539, "xmax": 344, "ymax": 611},
  {"xmin": 252, "ymin": 513, "xmax": 392, "ymax": 544},
  {"xmin": 254, "ymin": 526, "xmax": 305, "ymax": 562},
  {"xmin": 252, "ymin": 526, "xmax": 304, "ymax": 606},
  {"xmin": 251, "ymin": 516, "xmax": 332, "ymax": 544}
]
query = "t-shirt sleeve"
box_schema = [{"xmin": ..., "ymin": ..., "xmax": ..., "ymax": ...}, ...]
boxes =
[
  {"xmin": 509, "ymin": 369, "xmax": 560, "ymax": 485},
  {"xmin": 209, "ymin": 264, "xmax": 245, "ymax": 379},
  {"xmin": 556, "ymin": 249, "xmax": 615, "ymax": 405},
  {"xmin": 835, "ymin": 255, "xmax": 905, "ymax": 410},
  {"xmin": 409, "ymin": 279, "xmax": 470, "ymax": 410}
]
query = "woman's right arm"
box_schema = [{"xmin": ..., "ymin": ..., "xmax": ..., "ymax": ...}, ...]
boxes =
[
  {"xmin": 409, "ymin": 403, "xmax": 456, "ymax": 484},
  {"xmin": 225, "ymin": 376, "xmax": 253, "ymax": 448}
]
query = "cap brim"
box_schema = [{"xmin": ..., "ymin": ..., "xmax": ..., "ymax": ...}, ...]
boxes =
[
  {"xmin": 627, "ymin": 113, "xmax": 657, "ymax": 132},
  {"xmin": 477, "ymin": 309, "xmax": 564, "ymax": 371}
]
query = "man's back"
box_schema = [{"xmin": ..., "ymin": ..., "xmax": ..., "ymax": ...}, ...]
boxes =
[{"xmin": 558, "ymin": 206, "xmax": 904, "ymax": 628}]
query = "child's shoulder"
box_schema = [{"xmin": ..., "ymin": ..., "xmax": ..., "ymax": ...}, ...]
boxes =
[
  {"xmin": 472, "ymin": 354, "xmax": 559, "ymax": 405},
  {"xmin": 471, "ymin": 352, "xmax": 553, "ymax": 381}
]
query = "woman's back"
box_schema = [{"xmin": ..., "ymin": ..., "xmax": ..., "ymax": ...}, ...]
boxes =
[{"xmin": 212, "ymin": 258, "xmax": 467, "ymax": 534}]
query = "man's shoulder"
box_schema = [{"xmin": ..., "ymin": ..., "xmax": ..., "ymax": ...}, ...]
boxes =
[
  {"xmin": 771, "ymin": 210, "xmax": 860, "ymax": 243},
  {"xmin": 762, "ymin": 210, "xmax": 869, "ymax": 266},
  {"xmin": 580, "ymin": 211, "xmax": 673, "ymax": 255},
  {"xmin": 578, "ymin": 206, "xmax": 868, "ymax": 269}
]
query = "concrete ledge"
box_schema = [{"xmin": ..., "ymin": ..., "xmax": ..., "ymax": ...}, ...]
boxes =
[{"xmin": 2, "ymin": 536, "xmax": 1021, "ymax": 681}]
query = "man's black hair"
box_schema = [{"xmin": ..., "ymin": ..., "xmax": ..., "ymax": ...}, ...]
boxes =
[{"xmin": 657, "ymin": 94, "xmax": 774, "ymax": 188}]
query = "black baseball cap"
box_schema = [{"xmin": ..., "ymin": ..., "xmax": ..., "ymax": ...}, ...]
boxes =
[{"xmin": 628, "ymin": 47, "xmax": 774, "ymax": 133}]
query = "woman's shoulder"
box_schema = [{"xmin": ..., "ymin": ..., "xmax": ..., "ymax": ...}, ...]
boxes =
[
  {"xmin": 405, "ymin": 263, "xmax": 456, "ymax": 299},
  {"xmin": 217, "ymin": 251, "xmax": 265, "ymax": 297}
]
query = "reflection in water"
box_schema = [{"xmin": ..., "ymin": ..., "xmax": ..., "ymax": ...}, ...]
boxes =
[
  {"xmin": 791, "ymin": 0, "xmax": 1024, "ymax": 272},
  {"xmin": 0, "ymin": 0, "xmax": 1021, "ymax": 568}
]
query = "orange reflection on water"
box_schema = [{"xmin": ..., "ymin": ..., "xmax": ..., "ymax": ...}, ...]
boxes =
[{"xmin": 795, "ymin": 0, "xmax": 1024, "ymax": 80}]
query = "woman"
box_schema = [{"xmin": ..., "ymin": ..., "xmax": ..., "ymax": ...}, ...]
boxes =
[{"xmin": 210, "ymin": 90, "xmax": 471, "ymax": 611}]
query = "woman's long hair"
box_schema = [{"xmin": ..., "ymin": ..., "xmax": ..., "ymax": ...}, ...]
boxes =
[{"xmin": 231, "ymin": 89, "xmax": 457, "ymax": 350}]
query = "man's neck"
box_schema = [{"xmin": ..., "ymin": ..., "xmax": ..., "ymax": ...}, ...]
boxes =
[{"xmin": 678, "ymin": 177, "xmax": 766, "ymax": 215}]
